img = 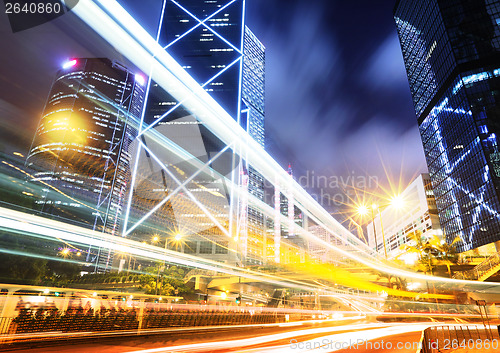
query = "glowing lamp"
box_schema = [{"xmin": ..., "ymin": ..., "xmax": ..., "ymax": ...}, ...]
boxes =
[
  {"xmin": 357, "ymin": 205, "xmax": 369, "ymax": 216},
  {"xmin": 390, "ymin": 195, "xmax": 404, "ymax": 209},
  {"xmin": 62, "ymin": 59, "xmax": 77, "ymax": 69},
  {"xmin": 135, "ymin": 74, "xmax": 145, "ymax": 86}
]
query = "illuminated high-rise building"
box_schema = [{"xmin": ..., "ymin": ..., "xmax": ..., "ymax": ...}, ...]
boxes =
[
  {"xmin": 394, "ymin": 0, "xmax": 500, "ymax": 252},
  {"xmin": 130, "ymin": 0, "xmax": 266, "ymax": 265},
  {"xmin": 26, "ymin": 58, "xmax": 146, "ymax": 269}
]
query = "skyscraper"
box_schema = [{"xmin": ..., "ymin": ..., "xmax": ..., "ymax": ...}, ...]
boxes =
[
  {"xmin": 394, "ymin": 0, "xmax": 500, "ymax": 252},
  {"xmin": 127, "ymin": 0, "xmax": 266, "ymax": 265},
  {"xmin": 27, "ymin": 58, "xmax": 146, "ymax": 269}
]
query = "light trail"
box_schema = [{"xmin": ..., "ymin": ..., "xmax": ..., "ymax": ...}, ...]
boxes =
[
  {"xmin": 0, "ymin": 206, "xmax": 351, "ymax": 294},
  {"xmin": 1, "ymin": 203, "xmax": 500, "ymax": 298},
  {"xmin": 70, "ymin": 0, "xmax": 374, "ymax": 256},
  {"xmin": 122, "ymin": 323, "xmax": 431, "ymax": 353},
  {"xmin": 250, "ymin": 324, "xmax": 430, "ymax": 353},
  {"xmin": 64, "ymin": 0, "xmax": 500, "ymax": 292},
  {"xmin": 0, "ymin": 0, "xmax": 498, "ymax": 304}
]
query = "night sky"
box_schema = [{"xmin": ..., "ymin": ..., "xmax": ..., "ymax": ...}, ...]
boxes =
[{"xmin": 0, "ymin": 0, "xmax": 428, "ymax": 218}]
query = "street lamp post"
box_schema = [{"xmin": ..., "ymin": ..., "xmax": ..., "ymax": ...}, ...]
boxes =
[
  {"xmin": 373, "ymin": 204, "xmax": 388, "ymax": 260},
  {"xmin": 357, "ymin": 195, "xmax": 404, "ymax": 261},
  {"xmin": 155, "ymin": 232, "xmax": 183, "ymax": 295},
  {"xmin": 153, "ymin": 235, "xmax": 167, "ymax": 296},
  {"xmin": 357, "ymin": 205, "xmax": 379, "ymax": 254},
  {"xmin": 369, "ymin": 205, "xmax": 380, "ymax": 256}
]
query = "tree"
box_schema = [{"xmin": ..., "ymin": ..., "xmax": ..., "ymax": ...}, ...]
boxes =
[
  {"xmin": 139, "ymin": 265, "xmax": 192, "ymax": 296},
  {"xmin": 0, "ymin": 253, "xmax": 47, "ymax": 284},
  {"xmin": 377, "ymin": 273, "xmax": 408, "ymax": 291},
  {"xmin": 44, "ymin": 260, "xmax": 81, "ymax": 286},
  {"xmin": 398, "ymin": 230, "xmax": 460, "ymax": 277}
]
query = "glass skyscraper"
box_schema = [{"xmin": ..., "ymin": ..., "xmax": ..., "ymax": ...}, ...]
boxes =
[
  {"xmin": 26, "ymin": 58, "xmax": 146, "ymax": 269},
  {"xmin": 129, "ymin": 0, "xmax": 266, "ymax": 265},
  {"xmin": 394, "ymin": 0, "xmax": 500, "ymax": 252}
]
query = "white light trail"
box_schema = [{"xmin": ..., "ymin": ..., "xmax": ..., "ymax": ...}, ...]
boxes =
[
  {"xmin": 50, "ymin": 0, "xmax": 500, "ymax": 292},
  {"xmin": 123, "ymin": 323, "xmax": 429, "ymax": 353},
  {"xmin": 0, "ymin": 207, "xmax": 349, "ymax": 294},
  {"xmin": 70, "ymin": 0, "xmax": 374, "ymax": 258}
]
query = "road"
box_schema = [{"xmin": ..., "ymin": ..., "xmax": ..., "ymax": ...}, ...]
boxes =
[{"xmin": 10, "ymin": 320, "xmax": 430, "ymax": 353}]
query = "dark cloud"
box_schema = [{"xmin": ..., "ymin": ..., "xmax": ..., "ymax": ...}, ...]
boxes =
[
  {"xmin": 246, "ymin": 0, "xmax": 427, "ymax": 198},
  {"xmin": 364, "ymin": 34, "xmax": 409, "ymax": 91}
]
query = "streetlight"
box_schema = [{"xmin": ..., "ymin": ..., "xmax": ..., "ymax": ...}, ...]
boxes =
[
  {"xmin": 357, "ymin": 204, "xmax": 379, "ymax": 256},
  {"xmin": 357, "ymin": 205, "xmax": 369, "ymax": 217},
  {"xmin": 357, "ymin": 195, "xmax": 405, "ymax": 260},
  {"xmin": 390, "ymin": 195, "xmax": 404, "ymax": 209},
  {"xmin": 372, "ymin": 203, "xmax": 388, "ymax": 260},
  {"xmin": 155, "ymin": 232, "xmax": 183, "ymax": 295}
]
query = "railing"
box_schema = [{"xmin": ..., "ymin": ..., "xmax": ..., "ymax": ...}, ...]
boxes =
[
  {"xmin": 421, "ymin": 325, "xmax": 499, "ymax": 352},
  {"xmin": 453, "ymin": 252, "xmax": 500, "ymax": 281},
  {"xmin": 0, "ymin": 318, "xmax": 12, "ymax": 335},
  {"xmin": 0, "ymin": 304, "xmax": 324, "ymax": 345},
  {"xmin": 6, "ymin": 308, "xmax": 285, "ymax": 335}
]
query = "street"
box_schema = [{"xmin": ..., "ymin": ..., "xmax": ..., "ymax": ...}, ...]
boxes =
[{"xmin": 11, "ymin": 321, "xmax": 431, "ymax": 353}]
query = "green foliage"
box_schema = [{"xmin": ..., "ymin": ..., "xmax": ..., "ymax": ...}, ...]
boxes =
[
  {"xmin": 377, "ymin": 273, "xmax": 408, "ymax": 291},
  {"xmin": 139, "ymin": 265, "xmax": 192, "ymax": 296},
  {"xmin": 398, "ymin": 231, "xmax": 459, "ymax": 276},
  {"xmin": 0, "ymin": 253, "xmax": 47, "ymax": 284},
  {"xmin": 0, "ymin": 231, "xmax": 81, "ymax": 286},
  {"xmin": 45, "ymin": 260, "xmax": 81, "ymax": 285}
]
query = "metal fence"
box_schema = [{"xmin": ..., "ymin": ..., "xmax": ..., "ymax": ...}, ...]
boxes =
[
  {"xmin": 0, "ymin": 306, "xmax": 298, "ymax": 340},
  {"xmin": 0, "ymin": 318, "xmax": 12, "ymax": 335}
]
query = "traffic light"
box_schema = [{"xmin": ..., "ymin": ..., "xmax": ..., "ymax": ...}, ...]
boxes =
[
  {"xmin": 236, "ymin": 295, "xmax": 241, "ymax": 304},
  {"xmin": 203, "ymin": 294, "xmax": 208, "ymax": 303}
]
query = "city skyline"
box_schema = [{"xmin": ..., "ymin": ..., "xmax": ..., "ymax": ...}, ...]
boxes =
[
  {"xmin": 0, "ymin": 0, "xmax": 427, "ymax": 212},
  {"xmin": 1, "ymin": 2, "xmax": 500, "ymax": 349}
]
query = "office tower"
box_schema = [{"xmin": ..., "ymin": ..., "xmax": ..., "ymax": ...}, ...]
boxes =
[
  {"xmin": 307, "ymin": 225, "xmax": 349, "ymax": 263},
  {"xmin": 367, "ymin": 174, "xmax": 442, "ymax": 259},
  {"xmin": 394, "ymin": 0, "xmax": 500, "ymax": 252},
  {"xmin": 279, "ymin": 164, "xmax": 304, "ymax": 241},
  {"xmin": 128, "ymin": 0, "xmax": 265, "ymax": 265},
  {"xmin": 26, "ymin": 58, "xmax": 146, "ymax": 269}
]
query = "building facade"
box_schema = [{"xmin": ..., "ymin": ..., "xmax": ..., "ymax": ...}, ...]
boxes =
[
  {"xmin": 367, "ymin": 174, "xmax": 442, "ymax": 259},
  {"xmin": 394, "ymin": 0, "xmax": 500, "ymax": 252},
  {"xmin": 26, "ymin": 58, "xmax": 145, "ymax": 270},
  {"xmin": 129, "ymin": 0, "xmax": 266, "ymax": 265},
  {"xmin": 307, "ymin": 225, "xmax": 353, "ymax": 264}
]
